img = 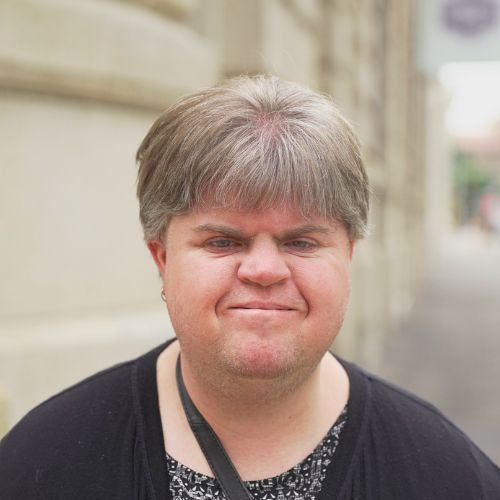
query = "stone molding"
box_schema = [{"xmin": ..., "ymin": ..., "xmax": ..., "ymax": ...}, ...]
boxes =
[
  {"xmin": 121, "ymin": 0, "xmax": 200, "ymax": 21},
  {"xmin": 0, "ymin": 0, "xmax": 218, "ymax": 109}
]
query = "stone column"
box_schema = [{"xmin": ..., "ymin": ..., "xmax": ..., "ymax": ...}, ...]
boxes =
[{"xmin": 0, "ymin": 0, "xmax": 219, "ymax": 428}]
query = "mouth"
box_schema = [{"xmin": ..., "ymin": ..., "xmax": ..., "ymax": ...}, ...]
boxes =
[{"xmin": 230, "ymin": 302, "xmax": 295, "ymax": 311}]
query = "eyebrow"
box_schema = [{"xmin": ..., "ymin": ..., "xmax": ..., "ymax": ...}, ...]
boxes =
[{"xmin": 193, "ymin": 223, "xmax": 334, "ymax": 240}]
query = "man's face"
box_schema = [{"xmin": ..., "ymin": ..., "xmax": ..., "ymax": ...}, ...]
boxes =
[{"xmin": 149, "ymin": 206, "xmax": 354, "ymax": 382}]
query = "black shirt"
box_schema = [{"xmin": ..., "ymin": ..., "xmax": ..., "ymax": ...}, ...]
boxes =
[{"xmin": 1, "ymin": 340, "xmax": 499, "ymax": 499}]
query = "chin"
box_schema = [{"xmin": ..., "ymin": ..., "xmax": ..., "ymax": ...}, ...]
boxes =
[{"xmin": 221, "ymin": 339, "xmax": 303, "ymax": 380}]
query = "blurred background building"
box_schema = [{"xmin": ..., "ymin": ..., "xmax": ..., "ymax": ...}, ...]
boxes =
[{"xmin": 1, "ymin": 0, "xmax": 499, "ymax": 460}]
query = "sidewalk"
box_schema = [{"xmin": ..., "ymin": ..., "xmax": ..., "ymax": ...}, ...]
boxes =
[{"xmin": 378, "ymin": 227, "xmax": 500, "ymax": 465}]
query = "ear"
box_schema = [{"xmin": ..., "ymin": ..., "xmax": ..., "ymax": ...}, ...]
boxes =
[{"xmin": 147, "ymin": 240, "xmax": 167, "ymax": 277}]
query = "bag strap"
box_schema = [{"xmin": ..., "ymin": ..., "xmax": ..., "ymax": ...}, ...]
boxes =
[{"xmin": 175, "ymin": 356, "xmax": 253, "ymax": 500}]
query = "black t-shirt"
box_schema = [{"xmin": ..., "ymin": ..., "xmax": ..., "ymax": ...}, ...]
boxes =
[{"xmin": 1, "ymin": 340, "xmax": 499, "ymax": 499}]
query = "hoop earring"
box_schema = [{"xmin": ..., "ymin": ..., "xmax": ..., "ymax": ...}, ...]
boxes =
[{"xmin": 160, "ymin": 287, "xmax": 167, "ymax": 302}]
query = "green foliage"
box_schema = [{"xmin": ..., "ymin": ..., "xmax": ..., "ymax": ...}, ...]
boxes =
[{"xmin": 453, "ymin": 150, "xmax": 493, "ymax": 193}]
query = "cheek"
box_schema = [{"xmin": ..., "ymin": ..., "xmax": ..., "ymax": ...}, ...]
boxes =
[
  {"xmin": 298, "ymin": 261, "xmax": 351, "ymax": 318},
  {"xmin": 164, "ymin": 257, "xmax": 236, "ymax": 316}
]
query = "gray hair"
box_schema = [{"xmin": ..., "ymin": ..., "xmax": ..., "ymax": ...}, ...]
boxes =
[{"xmin": 136, "ymin": 74, "xmax": 369, "ymax": 241}]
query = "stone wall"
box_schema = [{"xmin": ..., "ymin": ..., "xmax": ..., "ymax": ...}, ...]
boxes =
[
  {"xmin": 0, "ymin": 0, "xmax": 219, "ymax": 432},
  {"xmin": 0, "ymin": 0, "xmax": 443, "ymax": 433}
]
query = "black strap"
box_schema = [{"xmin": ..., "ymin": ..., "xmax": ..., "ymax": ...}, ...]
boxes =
[{"xmin": 175, "ymin": 356, "xmax": 253, "ymax": 500}]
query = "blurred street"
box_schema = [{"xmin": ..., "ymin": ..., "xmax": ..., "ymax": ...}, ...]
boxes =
[{"xmin": 379, "ymin": 227, "xmax": 500, "ymax": 466}]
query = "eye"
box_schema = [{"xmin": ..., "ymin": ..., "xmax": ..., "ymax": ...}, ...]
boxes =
[
  {"xmin": 284, "ymin": 239, "xmax": 317, "ymax": 252},
  {"xmin": 205, "ymin": 238, "xmax": 241, "ymax": 253}
]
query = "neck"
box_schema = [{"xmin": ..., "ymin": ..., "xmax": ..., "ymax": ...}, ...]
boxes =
[
  {"xmin": 180, "ymin": 351, "xmax": 324, "ymax": 439},
  {"xmin": 157, "ymin": 340, "xmax": 349, "ymax": 480}
]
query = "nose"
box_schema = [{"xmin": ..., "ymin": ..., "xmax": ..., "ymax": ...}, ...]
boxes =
[{"xmin": 237, "ymin": 238, "xmax": 291, "ymax": 287}]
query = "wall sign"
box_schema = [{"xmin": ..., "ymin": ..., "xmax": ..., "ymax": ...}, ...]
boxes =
[
  {"xmin": 418, "ymin": 0, "xmax": 500, "ymax": 73},
  {"xmin": 443, "ymin": 0, "xmax": 498, "ymax": 36}
]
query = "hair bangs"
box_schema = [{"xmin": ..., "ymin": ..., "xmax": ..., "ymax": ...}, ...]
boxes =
[
  {"xmin": 191, "ymin": 123, "xmax": 334, "ymax": 222},
  {"xmin": 137, "ymin": 75, "xmax": 369, "ymax": 241}
]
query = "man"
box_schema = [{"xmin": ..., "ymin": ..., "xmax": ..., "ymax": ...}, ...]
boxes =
[{"xmin": 1, "ymin": 75, "xmax": 499, "ymax": 499}]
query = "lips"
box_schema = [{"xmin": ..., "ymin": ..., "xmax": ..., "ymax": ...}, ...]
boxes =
[{"xmin": 229, "ymin": 301, "xmax": 295, "ymax": 311}]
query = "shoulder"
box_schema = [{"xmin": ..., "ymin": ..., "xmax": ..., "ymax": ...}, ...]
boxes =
[
  {"xmin": 349, "ymin": 364, "xmax": 500, "ymax": 499},
  {"xmin": 0, "ymin": 358, "xmax": 139, "ymax": 498},
  {"xmin": 366, "ymin": 369, "xmax": 483, "ymax": 448},
  {"xmin": 4, "ymin": 358, "xmax": 135, "ymax": 439}
]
